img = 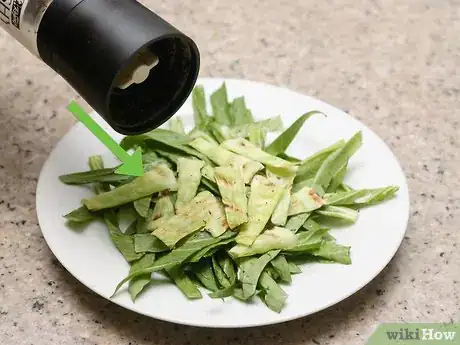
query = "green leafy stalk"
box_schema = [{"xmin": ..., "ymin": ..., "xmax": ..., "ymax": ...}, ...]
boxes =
[
  {"xmin": 83, "ymin": 164, "xmax": 177, "ymax": 211},
  {"xmin": 265, "ymin": 111, "xmax": 321, "ymax": 156}
]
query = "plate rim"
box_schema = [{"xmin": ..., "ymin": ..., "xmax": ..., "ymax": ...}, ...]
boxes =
[{"xmin": 36, "ymin": 77, "xmax": 410, "ymax": 328}]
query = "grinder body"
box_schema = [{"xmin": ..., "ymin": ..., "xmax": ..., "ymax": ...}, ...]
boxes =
[{"xmin": 0, "ymin": 0, "xmax": 200, "ymax": 135}]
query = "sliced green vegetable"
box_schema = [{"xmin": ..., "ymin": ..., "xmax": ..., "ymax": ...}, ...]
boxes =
[
  {"xmin": 133, "ymin": 196, "xmax": 152, "ymax": 218},
  {"xmin": 284, "ymin": 213, "xmax": 311, "ymax": 233},
  {"xmin": 312, "ymin": 241, "xmax": 351, "ymax": 264},
  {"xmin": 313, "ymin": 132, "xmax": 362, "ymax": 192},
  {"xmin": 326, "ymin": 162, "xmax": 347, "ymax": 193},
  {"xmin": 124, "ymin": 220, "xmax": 138, "ymax": 235},
  {"xmin": 286, "ymin": 228, "xmax": 329, "ymax": 253},
  {"xmin": 209, "ymin": 285, "xmax": 235, "ymax": 298},
  {"xmin": 104, "ymin": 212, "xmax": 143, "ymax": 263},
  {"xmin": 59, "ymin": 167, "xmax": 130, "ymax": 185},
  {"xmin": 169, "ymin": 117, "xmax": 185, "ymax": 134},
  {"xmin": 187, "ymin": 236, "xmax": 235, "ymax": 263},
  {"xmin": 324, "ymin": 186, "xmax": 399, "ymax": 207},
  {"xmin": 201, "ymin": 164, "xmax": 216, "ymax": 183},
  {"xmin": 192, "ymin": 85, "xmax": 209, "ymax": 128},
  {"xmin": 236, "ymin": 175, "xmax": 283, "ymax": 246},
  {"xmin": 194, "ymin": 260, "xmax": 219, "ymax": 292},
  {"xmin": 294, "ymin": 140, "xmax": 345, "ymax": 183},
  {"xmin": 217, "ymin": 253, "xmax": 237, "ymax": 282},
  {"xmin": 248, "ymin": 126, "xmax": 266, "ymax": 149},
  {"xmin": 133, "ymin": 234, "xmax": 168, "ymax": 253},
  {"xmin": 166, "ymin": 266, "xmax": 202, "ymax": 299},
  {"xmin": 129, "ymin": 253, "xmax": 155, "ymax": 301},
  {"xmin": 230, "ymin": 96, "xmax": 252, "ymax": 125},
  {"xmin": 270, "ymin": 254, "xmax": 291, "ymax": 283},
  {"xmin": 83, "ymin": 165, "xmax": 177, "ymax": 211},
  {"xmin": 222, "ymin": 138, "xmax": 298, "ymax": 176},
  {"xmin": 258, "ymin": 271, "xmax": 287, "ymax": 313},
  {"xmin": 64, "ymin": 206, "xmax": 97, "ymax": 224},
  {"xmin": 288, "ymin": 261, "xmax": 302, "ymax": 274},
  {"xmin": 302, "ymin": 218, "xmax": 326, "ymax": 232},
  {"xmin": 267, "ymin": 171, "xmax": 295, "ymax": 226},
  {"xmin": 120, "ymin": 128, "xmax": 189, "ymax": 151},
  {"xmin": 230, "ymin": 227, "xmax": 296, "ymax": 258},
  {"xmin": 214, "ymin": 167, "xmax": 248, "ymax": 229},
  {"xmin": 210, "ymin": 83, "xmax": 231, "ymax": 125},
  {"xmin": 315, "ymin": 205, "xmax": 358, "ymax": 223},
  {"xmin": 288, "ymin": 186, "xmax": 325, "ymax": 216},
  {"xmin": 212, "ymin": 256, "xmax": 232, "ymax": 288},
  {"xmin": 239, "ymin": 250, "xmax": 280, "ymax": 299},
  {"xmin": 151, "ymin": 193, "xmax": 175, "ymax": 221},
  {"xmin": 265, "ymin": 111, "xmax": 321, "ymax": 156},
  {"xmin": 278, "ymin": 152, "xmax": 302, "ymax": 163},
  {"xmin": 176, "ymin": 158, "xmax": 205, "ymax": 210}
]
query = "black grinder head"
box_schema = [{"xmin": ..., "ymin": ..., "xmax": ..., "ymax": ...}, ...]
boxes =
[{"xmin": 37, "ymin": 0, "xmax": 200, "ymax": 135}]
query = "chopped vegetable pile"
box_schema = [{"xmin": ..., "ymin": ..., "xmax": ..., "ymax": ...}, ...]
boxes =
[{"xmin": 60, "ymin": 83, "xmax": 399, "ymax": 313}]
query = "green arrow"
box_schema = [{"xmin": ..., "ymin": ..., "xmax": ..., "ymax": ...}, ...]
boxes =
[{"xmin": 67, "ymin": 101, "xmax": 144, "ymax": 177}]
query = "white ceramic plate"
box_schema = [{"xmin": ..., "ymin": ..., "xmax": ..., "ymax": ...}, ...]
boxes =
[{"xmin": 36, "ymin": 78, "xmax": 409, "ymax": 328}]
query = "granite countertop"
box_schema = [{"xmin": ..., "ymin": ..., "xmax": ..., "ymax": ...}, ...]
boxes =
[{"xmin": 0, "ymin": 0, "xmax": 458, "ymax": 344}]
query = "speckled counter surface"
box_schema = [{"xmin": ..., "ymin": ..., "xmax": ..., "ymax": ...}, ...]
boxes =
[{"xmin": 0, "ymin": 0, "xmax": 459, "ymax": 344}]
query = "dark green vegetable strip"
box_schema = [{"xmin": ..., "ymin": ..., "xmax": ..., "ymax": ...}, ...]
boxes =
[
  {"xmin": 194, "ymin": 260, "xmax": 219, "ymax": 292},
  {"xmin": 129, "ymin": 253, "xmax": 155, "ymax": 301},
  {"xmin": 258, "ymin": 271, "xmax": 288, "ymax": 313},
  {"xmin": 187, "ymin": 237, "xmax": 236, "ymax": 263},
  {"xmin": 59, "ymin": 167, "xmax": 130, "ymax": 185},
  {"xmin": 265, "ymin": 111, "xmax": 321, "ymax": 156},
  {"xmin": 64, "ymin": 206, "xmax": 97, "ymax": 223},
  {"xmin": 63, "ymin": 156, "xmax": 108, "ymax": 225},
  {"xmin": 217, "ymin": 253, "xmax": 237, "ymax": 282},
  {"xmin": 209, "ymin": 285, "xmax": 235, "ymax": 299},
  {"xmin": 312, "ymin": 241, "xmax": 351, "ymax": 264},
  {"xmin": 120, "ymin": 129, "xmax": 190, "ymax": 150},
  {"xmin": 104, "ymin": 212, "xmax": 143, "ymax": 263},
  {"xmin": 166, "ymin": 266, "xmax": 202, "ymax": 299},
  {"xmin": 294, "ymin": 140, "xmax": 345, "ymax": 183},
  {"xmin": 324, "ymin": 186, "xmax": 399, "ymax": 206},
  {"xmin": 134, "ymin": 234, "xmax": 169, "ymax": 253},
  {"xmin": 285, "ymin": 213, "xmax": 311, "ymax": 233},
  {"xmin": 83, "ymin": 165, "xmax": 177, "ymax": 211},
  {"xmin": 212, "ymin": 256, "xmax": 232, "ymax": 288},
  {"xmin": 313, "ymin": 132, "xmax": 362, "ymax": 193},
  {"xmin": 113, "ymin": 232, "xmax": 234, "ymax": 295},
  {"xmin": 210, "ymin": 83, "xmax": 231, "ymax": 125},
  {"xmin": 239, "ymin": 250, "xmax": 280, "ymax": 299},
  {"xmin": 270, "ymin": 254, "xmax": 291, "ymax": 283},
  {"xmin": 192, "ymin": 85, "xmax": 209, "ymax": 128}
]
